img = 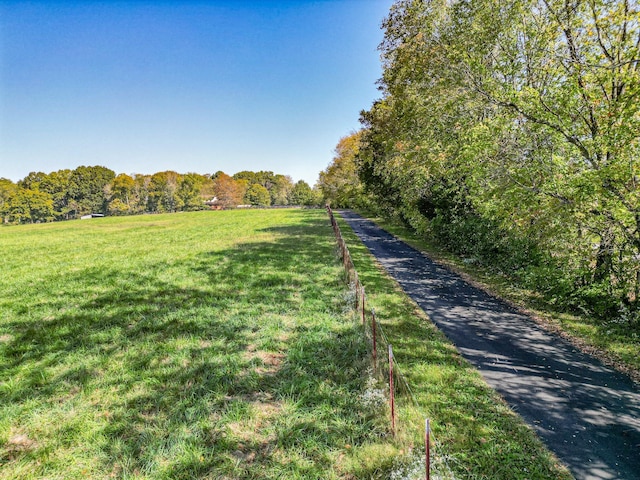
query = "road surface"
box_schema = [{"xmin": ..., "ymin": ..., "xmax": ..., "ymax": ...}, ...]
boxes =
[{"xmin": 339, "ymin": 210, "xmax": 640, "ymax": 480}]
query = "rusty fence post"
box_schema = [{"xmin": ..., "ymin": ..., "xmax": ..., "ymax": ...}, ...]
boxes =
[
  {"xmin": 389, "ymin": 344, "xmax": 395, "ymax": 436},
  {"xmin": 361, "ymin": 286, "xmax": 366, "ymax": 326},
  {"xmin": 342, "ymin": 241, "xmax": 348, "ymax": 273},
  {"xmin": 372, "ymin": 308, "xmax": 377, "ymax": 370},
  {"xmin": 425, "ymin": 418, "xmax": 431, "ymax": 480}
]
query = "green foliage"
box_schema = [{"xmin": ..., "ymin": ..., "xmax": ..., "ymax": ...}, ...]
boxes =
[
  {"xmin": 107, "ymin": 197, "xmax": 130, "ymax": 216},
  {"xmin": 17, "ymin": 171, "xmax": 47, "ymax": 190},
  {"xmin": 318, "ymin": 132, "xmax": 370, "ymax": 208},
  {"xmin": 0, "ymin": 178, "xmax": 17, "ymax": 223},
  {"xmin": 67, "ymin": 165, "xmax": 115, "ymax": 216},
  {"xmin": 177, "ymin": 173, "xmax": 208, "ymax": 211},
  {"xmin": 233, "ymin": 171, "xmax": 294, "ymax": 206},
  {"xmin": 16, "ymin": 169, "xmax": 75, "ymax": 220},
  {"xmin": 39, "ymin": 169, "xmax": 73, "ymax": 219},
  {"xmin": 270, "ymin": 174, "xmax": 294, "ymax": 205},
  {"xmin": 2, "ymin": 168, "xmax": 305, "ymax": 222},
  {"xmin": 355, "ymin": 0, "xmax": 640, "ymax": 319},
  {"xmin": 289, "ymin": 180, "xmax": 318, "ymax": 206},
  {"xmin": 108, "ymin": 173, "xmax": 136, "ymax": 215},
  {"xmin": 147, "ymin": 171, "xmax": 181, "ymax": 213},
  {"xmin": 3, "ymin": 188, "xmax": 55, "ymax": 224},
  {"xmin": 244, "ymin": 183, "xmax": 271, "ymax": 206}
]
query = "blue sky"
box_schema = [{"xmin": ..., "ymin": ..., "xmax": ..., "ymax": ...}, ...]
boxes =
[{"xmin": 0, "ymin": 0, "xmax": 393, "ymax": 185}]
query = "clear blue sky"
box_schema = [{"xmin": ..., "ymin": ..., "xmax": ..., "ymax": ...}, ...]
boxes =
[{"xmin": 0, "ymin": 0, "xmax": 393, "ymax": 185}]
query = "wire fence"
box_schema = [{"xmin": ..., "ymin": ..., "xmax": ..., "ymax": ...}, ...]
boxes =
[{"xmin": 327, "ymin": 206, "xmax": 459, "ymax": 480}]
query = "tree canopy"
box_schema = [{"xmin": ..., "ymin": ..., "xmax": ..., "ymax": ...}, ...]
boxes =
[
  {"xmin": 352, "ymin": 0, "xmax": 640, "ymax": 319},
  {"xmin": 1, "ymin": 167, "xmax": 316, "ymax": 224},
  {"xmin": 245, "ymin": 183, "xmax": 271, "ymax": 206},
  {"xmin": 318, "ymin": 132, "xmax": 368, "ymax": 208}
]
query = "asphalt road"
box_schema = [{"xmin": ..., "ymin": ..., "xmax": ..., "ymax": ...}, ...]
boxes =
[{"xmin": 339, "ymin": 210, "xmax": 640, "ymax": 480}]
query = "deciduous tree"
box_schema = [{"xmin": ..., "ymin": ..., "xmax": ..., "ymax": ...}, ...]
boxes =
[
  {"xmin": 289, "ymin": 180, "xmax": 316, "ymax": 205},
  {"xmin": 67, "ymin": 166, "xmax": 115, "ymax": 217},
  {"xmin": 147, "ymin": 171, "xmax": 180, "ymax": 213},
  {"xmin": 245, "ymin": 183, "xmax": 271, "ymax": 206},
  {"xmin": 107, "ymin": 173, "xmax": 135, "ymax": 215},
  {"xmin": 319, "ymin": 131, "xmax": 367, "ymax": 208},
  {"xmin": 177, "ymin": 173, "xmax": 208, "ymax": 211},
  {"xmin": 213, "ymin": 173, "xmax": 244, "ymax": 208},
  {"xmin": 0, "ymin": 178, "xmax": 17, "ymax": 224},
  {"xmin": 357, "ymin": 0, "xmax": 640, "ymax": 316},
  {"xmin": 5, "ymin": 189, "xmax": 55, "ymax": 224},
  {"xmin": 39, "ymin": 169, "xmax": 73, "ymax": 219}
]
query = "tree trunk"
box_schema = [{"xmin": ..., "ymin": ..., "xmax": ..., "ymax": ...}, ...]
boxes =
[{"xmin": 593, "ymin": 228, "xmax": 615, "ymax": 284}]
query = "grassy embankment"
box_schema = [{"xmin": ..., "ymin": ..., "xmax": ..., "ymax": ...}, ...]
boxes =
[
  {"xmin": 0, "ymin": 209, "xmax": 570, "ymax": 479},
  {"xmin": 360, "ymin": 213, "xmax": 640, "ymax": 383},
  {"xmin": 334, "ymin": 214, "xmax": 571, "ymax": 480}
]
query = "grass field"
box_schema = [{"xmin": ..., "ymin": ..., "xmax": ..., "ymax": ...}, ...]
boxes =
[
  {"xmin": 1, "ymin": 209, "xmax": 571, "ymax": 479},
  {"xmin": 1, "ymin": 209, "xmax": 384, "ymax": 479}
]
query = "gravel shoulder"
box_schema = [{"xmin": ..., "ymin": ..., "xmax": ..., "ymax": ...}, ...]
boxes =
[{"xmin": 340, "ymin": 210, "xmax": 640, "ymax": 480}]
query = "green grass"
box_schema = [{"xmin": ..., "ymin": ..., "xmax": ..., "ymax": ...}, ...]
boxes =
[
  {"xmin": 359, "ymin": 213, "xmax": 640, "ymax": 382},
  {"xmin": 0, "ymin": 210, "xmax": 389, "ymax": 479},
  {"xmin": 334, "ymin": 214, "xmax": 572, "ymax": 480},
  {"xmin": 1, "ymin": 209, "xmax": 572, "ymax": 479}
]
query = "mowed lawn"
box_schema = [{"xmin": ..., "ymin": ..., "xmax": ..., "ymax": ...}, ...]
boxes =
[{"xmin": 0, "ymin": 209, "xmax": 383, "ymax": 479}]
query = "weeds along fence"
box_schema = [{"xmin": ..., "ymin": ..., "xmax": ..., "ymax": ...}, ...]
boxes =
[{"xmin": 327, "ymin": 206, "xmax": 458, "ymax": 480}]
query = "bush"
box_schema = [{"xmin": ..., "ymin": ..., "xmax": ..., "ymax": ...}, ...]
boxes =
[{"xmin": 431, "ymin": 211, "xmax": 542, "ymax": 273}]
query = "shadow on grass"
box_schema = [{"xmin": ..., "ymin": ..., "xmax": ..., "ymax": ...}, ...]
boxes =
[
  {"xmin": 335, "ymin": 214, "xmax": 576, "ymax": 480},
  {"xmin": 339, "ymin": 212, "xmax": 640, "ymax": 480},
  {"xmin": 0, "ymin": 212, "xmax": 390, "ymax": 479}
]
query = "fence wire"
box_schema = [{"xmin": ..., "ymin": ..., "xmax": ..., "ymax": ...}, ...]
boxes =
[{"xmin": 327, "ymin": 207, "xmax": 459, "ymax": 480}]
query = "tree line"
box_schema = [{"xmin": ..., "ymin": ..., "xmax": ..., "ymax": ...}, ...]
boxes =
[
  {"xmin": 320, "ymin": 0, "xmax": 640, "ymax": 321},
  {"xmin": 0, "ymin": 166, "xmax": 321, "ymax": 224}
]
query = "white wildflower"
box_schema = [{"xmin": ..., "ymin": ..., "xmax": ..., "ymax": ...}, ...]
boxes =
[{"xmin": 361, "ymin": 374, "xmax": 387, "ymax": 410}]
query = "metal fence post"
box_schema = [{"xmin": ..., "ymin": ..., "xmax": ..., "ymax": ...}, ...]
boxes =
[
  {"xmin": 425, "ymin": 418, "xmax": 431, "ymax": 480},
  {"xmin": 372, "ymin": 309, "xmax": 377, "ymax": 371},
  {"xmin": 361, "ymin": 286, "xmax": 366, "ymax": 325},
  {"xmin": 389, "ymin": 344, "xmax": 395, "ymax": 436}
]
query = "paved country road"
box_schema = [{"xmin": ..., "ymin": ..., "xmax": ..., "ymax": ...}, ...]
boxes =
[{"xmin": 339, "ymin": 210, "xmax": 640, "ymax": 480}]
